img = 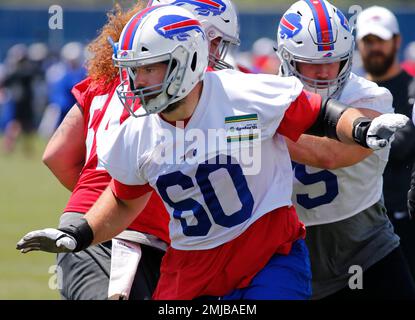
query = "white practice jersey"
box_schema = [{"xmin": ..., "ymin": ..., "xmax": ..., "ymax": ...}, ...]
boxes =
[
  {"xmin": 98, "ymin": 69, "xmax": 312, "ymax": 250},
  {"xmin": 292, "ymin": 73, "xmax": 393, "ymax": 226}
]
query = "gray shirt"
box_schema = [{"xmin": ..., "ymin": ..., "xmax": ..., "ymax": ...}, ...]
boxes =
[{"xmin": 305, "ymin": 199, "xmax": 400, "ymax": 299}]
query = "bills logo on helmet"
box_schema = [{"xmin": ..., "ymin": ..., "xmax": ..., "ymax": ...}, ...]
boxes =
[
  {"xmin": 118, "ymin": 50, "xmax": 135, "ymax": 59},
  {"xmin": 336, "ymin": 9, "xmax": 350, "ymax": 31},
  {"xmin": 171, "ymin": 0, "xmax": 227, "ymax": 17},
  {"xmin": 155, "ymin": 15, "xmax": 205, "ymax": 41},
  {"xmin": 280, "ymin": 13, "xmax": 302, "ymax": 39}
]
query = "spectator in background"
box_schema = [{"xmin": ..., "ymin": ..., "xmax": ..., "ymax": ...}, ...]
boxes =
[
  {"xmin": 27, "ymin": 43, "xmax": 50, "ymax": 128},
  {"xmin": 0, "ymin": 63, "xmax": 11, "ymax": 131},
  {"xmin": 0, "ymin": 44, "xmax": 37, "ymax": 155},
  {"xmin": 251, "ymin": 37, "xmax": 280, "ymax": 74},
  {"xmin": 408, "ymin": 106, "xmax": 415, "ymax": 287},
  {"xmin": 408, "ymin": 105, "xmax": 415, "ymax": 219},
  {"xmin": 40, "ymin": 42, "xmax": 86, "ymax": 138},
  {"xmin": 357, "ymin": 6, "xmax": 415, "ymax": 280},
  {"xmin": 402, "ymin": 41, "xmax": 415, "ymax": 77}
]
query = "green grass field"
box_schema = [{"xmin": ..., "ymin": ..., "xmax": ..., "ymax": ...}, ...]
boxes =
[{"xmin": 0, "ymin": 135, "xmax": 69, "ymax": 299}]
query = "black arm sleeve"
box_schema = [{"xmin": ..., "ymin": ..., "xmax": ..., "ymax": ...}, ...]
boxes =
[
  {"xmin": 305, "ymin": 98, "xmax": 374, "ymax": 148},
  {"xmin": 59, "ymin": 218, "xmax": 94, "ymax": 252},
  {"xmin": 305, "ymin": 98, "xmax": 349, "ymax": 140}
]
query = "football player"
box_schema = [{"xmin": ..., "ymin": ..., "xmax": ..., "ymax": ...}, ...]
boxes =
[
  {"xmin": 38, "ymin": 2, "xmax": 169, "ymax": 300},
  {"xmin": 277, "ymin": 0, "xmax": 415, "ymax": 299},
  {"xmin": 16, "ymin": 0, "xmax": 242, "ymax": 300}
]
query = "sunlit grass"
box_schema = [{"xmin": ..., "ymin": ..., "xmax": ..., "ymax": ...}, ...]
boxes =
[{"xmin": 0, "ymin": 135, "xmax": 69, "ymax": 299}]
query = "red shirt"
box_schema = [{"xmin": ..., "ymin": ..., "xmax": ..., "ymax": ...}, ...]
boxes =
[{"xmin": 64, "ymin": 77, "xmax": 170, "ymax": 244}]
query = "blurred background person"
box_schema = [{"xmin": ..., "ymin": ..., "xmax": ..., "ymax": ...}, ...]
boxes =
[
  {"xmin": 356, "ymin": 5, "xmax": 415, "ymax": 280},
  {"xmin": 0, "ymin": 62, "xmax": 11, "ymax": 131},
  {"xmin": 39, "ymin": 42, "xmax": 86, "ymax": 138},
  {"xmin": 402, "ymin": 41, "xmax": 415, "ymax": 77},
  {"xmin": 408, "ymin": 105, "xmax": 415, "ymax": 220},
  {"xmin": 0, "ymin": 44, "xmax": 37, "ymax": 155},
  {"xmin": 251, "ymin": 37, "xmax": 280, "ymax": 74},
  {"xmin": 27, "ymin": 43, "xmax": 50, "ymax": 129}
]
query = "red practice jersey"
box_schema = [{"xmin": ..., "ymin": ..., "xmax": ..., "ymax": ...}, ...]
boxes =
[{"xmin": 64, "ymin": 77, "xmax": 170, "ymax": 244}]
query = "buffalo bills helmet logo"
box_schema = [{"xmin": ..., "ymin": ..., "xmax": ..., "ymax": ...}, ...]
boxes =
[
  {"xmin": 280, "ymin": 13, "xmax": 302, "ymax": 39},
  {"xmin": 171, "ymin": 0, "xmax": 227, "ymax": 17},
  {"xmin": 155, "ymin": 15, "xmax": 205, "ymax": 41},
  {"xmin": 336, "ymin": 9, "xmax": 350, "ymax": 31}
]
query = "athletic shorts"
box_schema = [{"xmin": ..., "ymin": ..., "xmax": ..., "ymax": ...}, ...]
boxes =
[{"xmin": 221, "ymin": 239, "xmax": 312, "ymax": 300}]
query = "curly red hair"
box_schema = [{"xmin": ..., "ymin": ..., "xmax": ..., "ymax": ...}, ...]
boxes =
[{"xmin": 86, "ymin": 2, "xmax": 147, "ymax": 83}]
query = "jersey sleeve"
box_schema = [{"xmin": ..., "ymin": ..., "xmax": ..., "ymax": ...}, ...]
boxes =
[
  {"xmin": 352, "ymin": 86, "xmax": 393, "ymax": 114},
  {"xmin": 97, "ymin": 116, "xmax": 148, "ymax": 187},
  {"xmin": 277, "ymin": 90, "xmax": 322, "ymax": 141},
  {"xmin": 71, "ymin": 77, "xmax": 93, "ymax": 114},
  {"xmin": 110, "ymin": 179, "xmax": 153, "ymax": 200},
  {"xmin": 342, "ymin": 74, "xmax": 394, "ymax": 114},
  {"xmin": 71, "ymin": 77, "xmax": 116, "ymax": 117}
]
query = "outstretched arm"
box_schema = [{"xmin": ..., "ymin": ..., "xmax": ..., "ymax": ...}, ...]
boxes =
[
  {"xmin": 286, "ymin": 136, "xmax": 372, "ymax": 169},
  {"xmin": 278, "ymin": 92, "xmax": 409, "ymax": 153},
  {"xmin": 285, "ymin": 107, "xmax": 380, "ymax": 169},
  {"xmin": 16, "ymin": 183, "xmax": 151, "ymax": 253},
  {"xmin": 306, "ymin": 98, "xmax": 409, "ymax": 150},
  {"xmin": 85, "ymin": 186, "xmax": 151, "ymax": 246}
]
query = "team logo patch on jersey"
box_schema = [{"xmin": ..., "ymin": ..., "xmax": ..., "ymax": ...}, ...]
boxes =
[
  {"xmin": 155, "ymin": 15, "xmax": 205, "ymax": 41},
  {"xmin": 279, "ymin": 13, "xmax": 302, "ymax": 39},
  {"xmin": 171, "ymin": 0, "xmax": 227, "ymax": 17},
  {"xmin": 225, "ymin": 114, "xmax": 258, "ymax": 124},
  {"xmin": 336, "ymin": 10, "xmax": 350, "ymax": 31},
  {"xmin": 225, "ymin": 114, "xmax": 260, "ymax": 143}
]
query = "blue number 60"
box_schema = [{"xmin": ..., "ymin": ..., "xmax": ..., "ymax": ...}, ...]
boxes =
[{"xmin": 156, "ymin": 155, "xmax": 254, "ymax": 237}]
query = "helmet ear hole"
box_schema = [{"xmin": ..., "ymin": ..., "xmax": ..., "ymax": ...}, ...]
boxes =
[{"xmin": 191, "ymin": 52, "xmax": 197, "ymax": 72}]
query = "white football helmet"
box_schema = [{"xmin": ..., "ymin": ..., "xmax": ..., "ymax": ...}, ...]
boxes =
[
  {"xmin": 113, "ymin": 5, "xmax": 209, "ymax": 117},
  {"xmin": 276, "ymin": 0, "xmax": 354, "ymax": 99},
  {"xmin": 148, "ymin": 0, "xmax": 240, "ymax": 70}
]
